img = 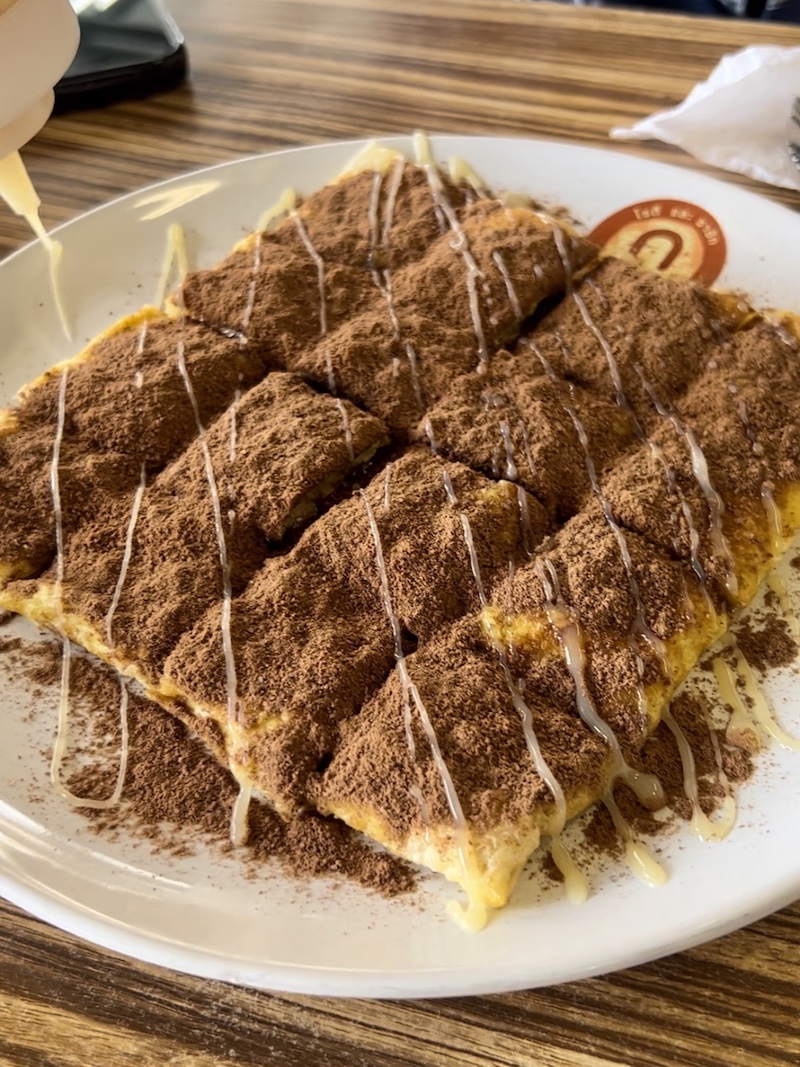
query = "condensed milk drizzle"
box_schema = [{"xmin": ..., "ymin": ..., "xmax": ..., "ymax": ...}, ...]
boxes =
[
  {"xmin": 240, "ymin": 231, "xmax": 263, "ymax": 344},
  {"xmin": 105, "ymin": 463, "xmax": 147, "ymax": 648},
  {"xmin": 531, "ymin": 342, "xmax": 668, "ymax": 676},
  {"xmin": 176, "ymin": 341, "xmax": 239, "ymax": 724},
  {"xmin": 536, "ymin": 559, "xmax": 667, "ymax": 886},
  {"xmin": 726, "ymin": 638, "xmax": 800, "ymax": 752},
  {"xmin": 439, "ymin": 472, "xmax": 572, "ymax": 860},
  {"xmin": 661, "ymin": 707, "xmax": 735, "ymax": 841},
  {"xmin": 636, "ymin": 369, "xmax": 738, "ymax": 600},
  {"xmin": 729, "ymin": 386, "xmax": 786, "ymax": 561},
  {"xmin": 155, "ymin": 222, "xmax": 189, "ymax": 310},
  {"xmin": 228, "ymin": 388, "xmax": 241, "ymax": 464},
  {"xmin": 492, "ymin": 250, "xmax": 523, "ymax": 321},
  {"xmin": 414, "ymin": 134, "xmax": 489, "ymax": 370},
  {"xmin": 365, "ymin": 160, "xmax": 426, "ymax": 406},
  {"xmin": 48, "ymin": 370, "xmax": 130, "ymax": 808},
  {"xmin": 176, "ymin": 335, "xmax": 251, "ymax": 843},
  {"xmin": 367, "ymin": 169, "xmax": 382, "ymax": 281},
  {"xmin": 359, "ymin": 490, "xmax": 486, "ymax": 929},
  {"xmin": 290, "ymin": 210, "xmax": 327, "ymax": 337},
  {"xmin": 556, "ymin": 257, "xmax": 732, "ymax": 605},
  {"xmin": 381, "ymin": 157, "xmax": 405, "ymax": 254}
]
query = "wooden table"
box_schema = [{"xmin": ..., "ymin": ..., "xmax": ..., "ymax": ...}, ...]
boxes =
[{"xmin": 2, "ymin": 2, "xmax": 800, "ymax": 1064}]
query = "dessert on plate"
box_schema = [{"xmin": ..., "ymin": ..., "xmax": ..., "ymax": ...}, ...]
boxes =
[{"xmin": 1, "ymin": 141, "xmax": 799, "ymax": 927}]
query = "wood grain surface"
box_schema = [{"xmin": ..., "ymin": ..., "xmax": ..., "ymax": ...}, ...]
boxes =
[{"xmin": 1, "ymin": 2, "xmax": 800, "ymax": 1065}]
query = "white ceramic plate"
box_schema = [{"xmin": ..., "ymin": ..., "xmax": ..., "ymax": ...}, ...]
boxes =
[{"xmin": 1, "ymin": 136, "xmax": 799, "ymax": 999}]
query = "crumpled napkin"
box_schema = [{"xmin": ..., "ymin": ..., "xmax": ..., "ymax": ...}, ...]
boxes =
[{"xmin": 611, "ymin": 45, "xmax": 800, "ymax": 192}]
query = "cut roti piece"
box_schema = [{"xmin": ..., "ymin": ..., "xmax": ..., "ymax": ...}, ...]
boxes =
[{"xmin": 0, "ymin": 311, "xmax": 262, "ymax": 586}]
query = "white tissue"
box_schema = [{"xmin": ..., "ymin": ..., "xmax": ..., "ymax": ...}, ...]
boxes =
[{"xmin": 611, "ymin": 45, "xmax": 800, "ymax": 192}]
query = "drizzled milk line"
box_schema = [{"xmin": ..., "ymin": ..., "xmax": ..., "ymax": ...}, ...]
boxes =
[
  {"xmin": 229, "ymin": 388, "xmax": 242, "ymax": 464},
  {"xmin": 155, "ymin": 222, "xmax": 189, "ymax": 310},
  {"xmin": 432, "ymin": 449, "xmax": 582, "ymax": 898},
  {"xmin": 492, "ymin": 250, "xmax": 523, "ymax": 322},
  {"xmin": 359, "ymin": 491, "xmax": 483, "ymax": 926},
  {"xmin": 367, "ymin": 169, "xmax": 382, "ymax": 284},
  {"xmin": 155, "ymin": 229, "xmax": 249, "ymax": 834},
  {"xmin": 324, "ymin": 350, "xmax": 356, "ymax": 463},
  {"xmin": 715, "ymin": 638, "xmax": 800, "ymax": 752},
  {"xmin": 175, "ymin": 336, "xmax": 251, "ymax": 844},
  {"xmin": 291, "ymin": 210, "xmax": 327, "ymax": 337},
  {"xmin": 449, "ymin": 487, "xmax": 570, "ymax": 832},
  {"xmin": 55, "ymin": 314, "xmax": 151, "ymax": 808},
  {"xmin": 175, "ymin": 343, "xmax": 239, "ymax": 726},
  {"xmin": 529, "ymin": 331, "xmax": 731, "ymax": 847},
  {"xmin": 238, "ymin": 188, "xmax": 300, "ymax": 346},
  {"xmin": 530, "ymin": 342, "xmax": 668, "ymax": 676},
  {"xmin": 535, "ymin": 559, "xmax": 668, "ymax": 887},
  {"xmin": 290, "ymin": 206, "xmax": 358, "ymax": 461},
  {"xmin": 105, "ymin": 464, "xmax": 147, "ymax": 648},
  {"xmin": 552, "ymin": 234, "xmax": 737, "ymax": 598},
  {"xmin": 48, "ymin": 370, "xmax": 130, "ymax": 808},
  {"xmin": 661, "ymin": 708, "xmax": 735, "ymax": 841},
  {"xmin": 240, "ymin": 230, "xmax": 263, "ymax": 345},
  {"xmin": 551, "ymin": 278, "xmax": 745, "ymax": 859},
  {"xmin": 729, "ymin": 382, "xmax": 789, "ymax": 561},
  {"xmin": 381, "ymin": 156, "xmax": 405, "ymax": 256},
  {"xmin": 635, "ymin": 368, "xmax": 737, "ymax": 600},
  {"xmin": 414, "ymin": 134, "xmax": 490, "ymax": 370},
  {"xmin": 366, "ymin": 158, "xmax": 422, "ymax": 405}
]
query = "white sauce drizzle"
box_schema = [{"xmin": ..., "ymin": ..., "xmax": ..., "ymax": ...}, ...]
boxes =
[
  {"xmin": 367, "ymin": 169, "xmax": 382, "ymax": 281},
  {"xmin": 661, "ymin": 708, "xmax": 735, "ymax": 841},
  {"xmin": 550, "ymin": 833, "xmax": 589, "ymax": 903},
  {"xmin": 536, "ymin": 559, "xmax": 667, "ymax": 886},
  {"xmin": 291, "ymin": 210, "xmax": 327, "ymax": 337},
  {"xmin": 492, "ymin": 250, "xmax": 523, "ymax": 321},
  {"xmin": 636, "ymin": 370, "xmax": 738, "ymax": 600},
  {"xmin": 414, "ymin": 133, "xmax": 489, "ymax": 369},
  {"xmin": 359, "ymin": 490, "xmax": 487, "ymax": 929},
  {"xmin": 240, "ymin": 230, "xmax": 263, "ymax": 343},
  {"xmin": 48, "ymin": 370, "xmax": 130, "ymax": 808},
  {"xmin": 229, "ymin": 387, "xmax": 242, "ymax": 464},
  {"xmin": 176, "ymin": 335, "xmax": 249, "ymax": 839},
  {"xmin": 104, "ymin": 464, "xmax": 147, "ymax": 647},
  {"xmin": 404, "ymin": 342, "xmax": 424, "ymax": 407},
  {"xmin": 176, "ymin": 342, "xmax": 240, "ymax": 730},
  {"xmin": 553, "ymin": 248, "xmax": 735, "ymax": 603},
  {"xmin": 422, "ymin": 416, "xmax": 438, "ymax": 455},
  {"xmin": 154, "ymin": 222, "xmax": 189, "ymax": 310},
  {"xmin": 335, "ymin": 398, "xmax": 355, "ymax": 463},
  {"xmin": 498, "ymin": 421, "xmax": 518, "ymax": 482},
  {"xmin": 444, "ymin": 474, "xmax": 571, "ymax": 851},
  {"xmin": 730, "ymin": 640, "xmax": 800, "ymax": 751},
  {"xmin": 531, "ymin": 343, "xmax": 668, "ymax": 675},
  {"xmin": 381, "ymin": 157, "xmax": 405, "ymax": 255}
]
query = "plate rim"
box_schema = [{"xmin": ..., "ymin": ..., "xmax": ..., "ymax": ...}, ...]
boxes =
[{"xmin": 1, "ymin": 134, "xmax": 800, "ymax": 999}]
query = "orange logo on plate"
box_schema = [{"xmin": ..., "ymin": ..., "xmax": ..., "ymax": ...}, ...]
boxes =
[{"xmin": 588, "ymin": 199, "xmax": 727, "ymax": 285}]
